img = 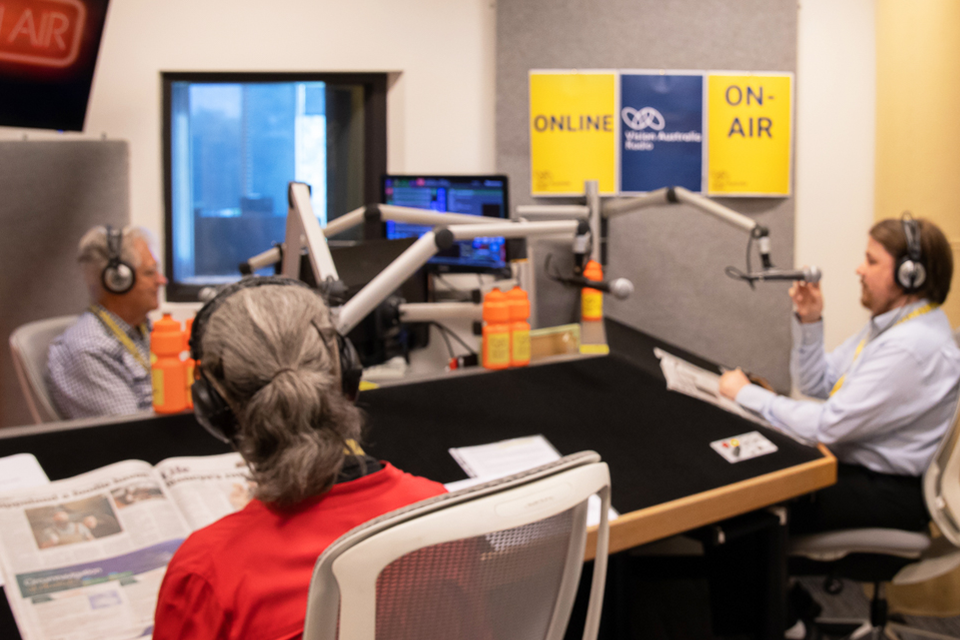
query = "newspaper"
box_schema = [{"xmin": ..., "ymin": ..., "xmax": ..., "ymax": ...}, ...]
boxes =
[
  {"xmin": 654, "ymin": 347, "xmax": 771, "ymax": 426},
  {"xmin": 0, "ymin": 452, "xmax": 251, "ymax": 640},
  {"xmin": 653, "ymin": 348, "xmax": 814, "ymax": 447},
  {"xmin": 448, "ymin": 435, "xmax": 618, "ymax": 527}
]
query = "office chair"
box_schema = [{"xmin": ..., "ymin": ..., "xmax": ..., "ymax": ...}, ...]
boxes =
[
  {"xmin": 302, "ymin": 451, "xmax": 611, "ymax": 640},
  {"xmin": 790, "ymin": 395, "xmax": 960, "ymax": 640},
  {"xmin": 9, "ymin": 315, "xmax": 76, "ymax": 423}
]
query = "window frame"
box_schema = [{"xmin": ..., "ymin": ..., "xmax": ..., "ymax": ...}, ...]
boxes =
[{"xmin": 161, "ymin": 71, "xmax": 388, "ymax": 302}]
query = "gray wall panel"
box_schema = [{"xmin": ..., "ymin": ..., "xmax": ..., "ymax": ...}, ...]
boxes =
[
  {"xmin": 497, "ymin": 0, "xmax": 797, "ymax": 390},
  {"xmin": 0, "ymin": 140, "xmax": 129, "ymax": 428}
]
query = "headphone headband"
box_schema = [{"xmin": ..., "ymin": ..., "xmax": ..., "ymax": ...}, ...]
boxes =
[
  {"xmin": 101, "ymin": 225, "xmax": 136, "ymax": 295},
  {"xmin": 189, "ymin": 275, "xmax": 314, "ymax": 361},
  {"xmin": 190, "ymin": 276, "xmax": 363, "ymax": 445},
  {"xmin": 896, "ymin": 212, "xmax": 927, "ymax": 293}
]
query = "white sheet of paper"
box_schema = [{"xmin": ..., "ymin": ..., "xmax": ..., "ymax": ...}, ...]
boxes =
[
  {"xmin": 449, "ymin": 435, "xmax": 562, "ymax": 479},
  {"xmin": 447, "ymin": 435, "xmax": 617, "ymax": 527},
  {"xmin": 0, "ymin": 453, "xmax": 49, "ymax": 494},
  {"xmin": 0, "ymin": 453, "xmax": 50, "ymax": 586}
]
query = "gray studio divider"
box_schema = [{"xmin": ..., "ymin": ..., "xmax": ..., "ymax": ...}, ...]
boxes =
[
  {"xmin": 496, "ymin": 0, "xmax": 797, "ymax": 391},
  {"xmin": 0, "ymin": 139, "xmax": 130, "ymax": 428}
]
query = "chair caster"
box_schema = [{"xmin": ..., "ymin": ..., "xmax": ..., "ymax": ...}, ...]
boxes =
[{"xmin": 823, "ymin": 576, "xmax": 844, "ymax": 595}]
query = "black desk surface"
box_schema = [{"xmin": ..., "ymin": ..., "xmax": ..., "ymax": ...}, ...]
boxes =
[{"xmin": 0, "ymin": 319, "xmax": 832, "ymax": 639}]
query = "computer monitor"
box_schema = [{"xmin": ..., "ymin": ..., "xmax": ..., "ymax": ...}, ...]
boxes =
[{"xmin": 381, "ymin": 175, "xmax": 510, "ymax": 272}]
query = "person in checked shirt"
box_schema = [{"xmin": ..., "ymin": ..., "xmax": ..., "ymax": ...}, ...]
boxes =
[{"xmin": 47, "ymin": 225, "xmax": 168, "ymax": 419}]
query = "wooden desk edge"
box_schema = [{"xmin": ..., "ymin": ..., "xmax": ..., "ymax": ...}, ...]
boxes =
[{"xmin": 582, "ymin": 445, "xmax": 837, "ymax": 561}]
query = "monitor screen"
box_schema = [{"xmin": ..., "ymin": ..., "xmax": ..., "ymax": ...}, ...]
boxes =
[
  {"xmin": 0, "ymin": 0, "xmax": 111, "ymax": 131},
  {"xmin": 381, "ymin": 175, "xmax": 509, "ymax": 272}
]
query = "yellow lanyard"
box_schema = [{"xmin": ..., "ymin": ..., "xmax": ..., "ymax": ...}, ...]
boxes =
[
  {"xmin": 830, "ymin": 302, "xmax": 938, "ymax": 397},
  {"xmin": 89, "ymin": 306, "xmax": 150, "ymax": 373}
]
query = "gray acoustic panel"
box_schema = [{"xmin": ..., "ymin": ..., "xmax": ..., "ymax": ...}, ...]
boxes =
[
  {"xmin": 497, "ymin": 0, "xmax": 797, "ymax": 391},
  {"xmin": 0, "ymin": 140, "xmax": 129, "ymax": 428}
]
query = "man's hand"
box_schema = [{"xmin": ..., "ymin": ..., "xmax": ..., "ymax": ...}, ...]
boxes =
[
  {"xmin": 789, "ymin": 279, "xmax": 823, "ymax": 323},
  {"xmin": 719, "ymin": 368, "xmax": 751, "ymax": 400}
]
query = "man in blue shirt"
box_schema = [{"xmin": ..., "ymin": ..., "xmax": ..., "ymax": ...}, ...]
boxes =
[
  {"xmin": 47, "ymin": 226, "xmax": 168, "ymax": 419},
  {"xmin": 720, "ymin": 217, "xmax": 960, "ymax": 533}
]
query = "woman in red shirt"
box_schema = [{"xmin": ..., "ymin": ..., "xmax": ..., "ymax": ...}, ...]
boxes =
[{"xmin": 153, "ymin": 278, "xmax": 445, "ymax": 640}]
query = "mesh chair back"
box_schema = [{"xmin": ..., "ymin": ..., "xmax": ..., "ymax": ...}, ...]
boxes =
[
  {"xmin": 9, "ymin": 315, "xmax": 76, "ymax": 423},
  {"xmin": 303, "ymin": 451, "xmax": 610, "ymax": 640},
  {"xmin": 924, "ymin": 388, "xmax": 960, "ymax": 547}
]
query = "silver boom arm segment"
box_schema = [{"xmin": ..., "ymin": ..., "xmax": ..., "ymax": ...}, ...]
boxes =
[
  {"xmin": 601, "ymin": 185, "xmax": 771, "ymax": 265},
  {"xmin": 273, "ymin": 182, "xmax": 578, "ymax": 335},
  {"xmin": 335, "ymin": 219, "xmax": 578, "ymax": 335}
]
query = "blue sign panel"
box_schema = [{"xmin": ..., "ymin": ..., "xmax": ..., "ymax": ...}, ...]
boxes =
[{"xmin": 620, "ymin": 73, "xmax": 704, "ymax": 193}]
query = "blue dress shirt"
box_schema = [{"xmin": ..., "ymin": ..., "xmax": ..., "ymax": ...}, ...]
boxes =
[
  {"xmin": 46, "ymin": 306, "xmax": 153, "ymax": 419},
  {"xmin": 735, "ymin": 299, "xmax": 960, "ymax": 476}
]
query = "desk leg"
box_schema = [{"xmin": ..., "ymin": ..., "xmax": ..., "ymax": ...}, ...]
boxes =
[
  {"xmin": 703, "ymin": 508, "xmax": 787, "ymax": 640},
  {"xmin": 564, "ymin": 553, "xmax": 631, "ymax": 640}
]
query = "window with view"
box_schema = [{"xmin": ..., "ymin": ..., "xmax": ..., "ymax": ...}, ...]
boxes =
[{"xmin": 163, "ymin": 72, "xmax": 386, "ymax": 301}]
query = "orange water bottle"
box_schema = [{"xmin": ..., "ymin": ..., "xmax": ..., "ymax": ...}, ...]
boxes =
[
  {"xmin": 482, "ymin": 288, "xmax": 511, "ymax": 370},
  {"xmin": 151, "ymin": 313, "xmax": 188, "ymax": 413},
  {"xmin": 183, "ymin": 317, "xmax": 195, "ymax": 410},
  {"xmin": 506, "ymin": 286, "xmax": 531, "ymax": 367},
  {"xmin": 581, "ymin": 260, "xmax": 604, "ymax": 322}
]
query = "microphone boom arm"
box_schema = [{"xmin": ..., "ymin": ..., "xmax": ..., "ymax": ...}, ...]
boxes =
[{"xmin": 601, "ymin": 185, "xmax": 772, "ymax": 269}]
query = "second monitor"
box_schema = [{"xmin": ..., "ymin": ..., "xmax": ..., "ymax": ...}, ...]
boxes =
[{"xmin": 381, "ymin": 175, "xmax": 510, "ymax": 272}]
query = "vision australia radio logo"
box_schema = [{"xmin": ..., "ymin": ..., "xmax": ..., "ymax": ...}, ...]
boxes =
[
  {"xmin": 621, "ymin": 105, "xmax": 702, "ymax": 152},
  {"xmin": 619, "ymin": 73, "xmax": 704, "ymax": 193}
]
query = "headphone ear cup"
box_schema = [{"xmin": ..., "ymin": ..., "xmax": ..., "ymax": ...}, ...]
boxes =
[
  {"xmin": 102, "ymin": 262, "xmax": 135, "ymax": 295},
  {"xmin": 896, "ymin": 258, "xmax": 927, "ymax": 292},
  {"xmin": 337, "ymin": 334, "xmax": 363, "ymax": 402},
  {"xmin": 191, "ymin": 376, "xmax": 238, "ymax": 444}
]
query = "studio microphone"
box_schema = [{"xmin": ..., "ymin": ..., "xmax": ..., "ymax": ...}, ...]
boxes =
[
  {"xmin": 555, "ymin": 274, "xmax": 635, "ymax": 300},
  {"xmin": 740, "ymin": 266, "xmax": 822, "ymax": 284}
]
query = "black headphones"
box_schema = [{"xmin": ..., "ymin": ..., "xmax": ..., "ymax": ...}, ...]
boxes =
[
  {"xmin": 101, "ymin": 226, "xmax": 136, "ymax": 295},
  {"xmin": 189, "ymin": 276, "xmax": 364, "ymax": 445},
  {"xmin": 896, "ymin": 212, "xmax": 927, "ymax": 293}
]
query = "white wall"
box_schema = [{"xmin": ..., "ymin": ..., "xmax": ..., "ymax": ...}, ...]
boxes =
[
  {"xmin": 795, "ymin": 0, "xmax": 875, "ymax": 349},
  {"xmin": 0, "ymin": 0, "xmax": 497, "ymax": 270},
  {"xmin": 2, "ymin": 0, "xmax": 876, "ymax": 350}
]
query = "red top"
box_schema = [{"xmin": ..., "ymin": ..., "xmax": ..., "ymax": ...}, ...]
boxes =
[{"xmin": 153, "ymin": 463, "xmax": 446, "ymax": 640}]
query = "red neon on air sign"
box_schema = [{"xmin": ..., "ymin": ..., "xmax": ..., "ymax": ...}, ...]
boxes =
[{"xmin": 0, "ymin": 0, "xmax": 86, "ymax": 68}]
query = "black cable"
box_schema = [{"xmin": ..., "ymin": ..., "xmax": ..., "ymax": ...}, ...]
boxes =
[
  {"xmin": 430, "ymin": 321, "xmax": 477, "ymax": 355},
  {"xmin": 433, "ymin": 322, "xmax": 455, "ymax": 359},
  {"xmin": 724, "ymin": 236, "xmax": 756, "ymax": 289},
  {"xmin": 543, "ymin": 253, "xmax": 565, "ymax": 282},
  {"xmin": 435, "ymin": 272, "xmax": 462, "ymax": 292}
]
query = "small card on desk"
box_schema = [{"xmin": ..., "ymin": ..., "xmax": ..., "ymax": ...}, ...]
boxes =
[{"xmin": 711, "ymin": 431, "xmax": 777, "ymax": 463}]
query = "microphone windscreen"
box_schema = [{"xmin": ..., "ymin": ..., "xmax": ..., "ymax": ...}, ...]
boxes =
[
  {"xmin": 804, "ymin": 266, "xmax": 822, "ymax": 283},
  {"xmin": 609, "ymin": 278, "xmax": 635, "ymax": 300}
]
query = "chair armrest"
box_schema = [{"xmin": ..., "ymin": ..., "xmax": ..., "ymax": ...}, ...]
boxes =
[{"xmin": 790, "ymin": 528, "xmax": 930, "ymax": 561}]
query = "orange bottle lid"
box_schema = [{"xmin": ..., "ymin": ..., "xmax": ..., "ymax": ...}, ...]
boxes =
[
  {"xmin": 583, "ymin": 260, "xmax": 603, "ymax": 283},
  {"xmin": 151, "ymin": 313, "xmax": 184, "ymax": 355},
  {"xmin": 483, "ymin": 288, "xmax": 510, "ymax": 323},
  {"xmin": 506, "ymin": 286, "xmax": 530, "ymax": 321}
]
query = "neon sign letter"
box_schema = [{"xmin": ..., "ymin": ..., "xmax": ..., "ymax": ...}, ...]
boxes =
[{"xmin": 0, "ymin": 0, "xmax": 86, "ymax": 68}]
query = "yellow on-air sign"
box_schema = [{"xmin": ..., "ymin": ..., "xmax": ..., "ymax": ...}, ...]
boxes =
[
  {"xmin": 530, "ymin": 71, "xmax": 617, "ymax": 196},
  {"xmin": 707, "ymin": 74, "xmax": 792, "ymax": 196}
]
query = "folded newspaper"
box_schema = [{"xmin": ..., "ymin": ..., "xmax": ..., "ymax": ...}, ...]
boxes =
[
  {"xmin": 654, "ymin": 347, "xmax": 770, "ymax": 426},
  {"xmin": 0, "ymin": 452, "xmax": 251, "ymax": 640}
]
